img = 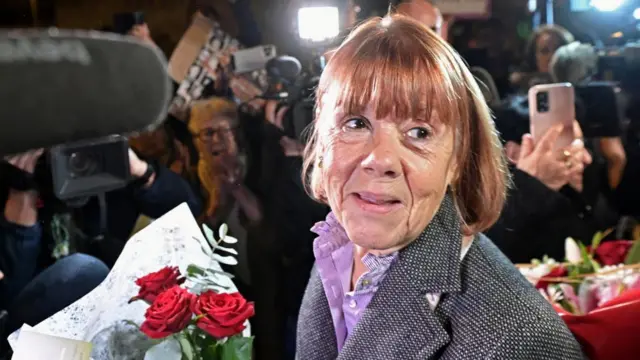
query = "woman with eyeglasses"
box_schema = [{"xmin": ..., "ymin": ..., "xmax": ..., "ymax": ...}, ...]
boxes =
[{"xmin": 188, "ymin": 97, "xmax": 262, "ymax": 229}]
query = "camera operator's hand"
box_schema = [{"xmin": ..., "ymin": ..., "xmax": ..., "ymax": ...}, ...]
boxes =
[
  {"xmin": 3, "ymin": 149, "xmax": 43, "ymax": 226},
  {"xmin": 265, "ymin": 100, "xmax": 288, "ymax": 130},
  {"xmin": 4, "ymin": 149, "xmax": 44, "ymax": 175},
  {"xmin": 129, "ymin": 149, "xmax": 155, "ymax": 188},
  {"xmin": 130, "ymin": 24, "xmax": 156, "ymax": 46},
  {"xmin": 516, "ymin": 126, "xmax": 571, "ymax": 191},
  {"xmin": 230, "ymin": 76, "xmax": 264, "ymax": 111}
]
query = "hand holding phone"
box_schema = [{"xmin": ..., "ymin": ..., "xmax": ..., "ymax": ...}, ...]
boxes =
[{"xmin": 528, "ymin": 83, "xmax": 575, "ymax": 150}]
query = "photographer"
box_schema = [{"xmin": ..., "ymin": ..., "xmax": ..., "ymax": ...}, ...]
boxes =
[
  {"xmin": 550, "ymin": 42, "xmax": 627, "ymax": 192},
  {"xmin": 247, "ymin": 98, "xmax": 329, "ymax": 360},
  {"xmin": 0, "ymin": 149, "xmax": 107, "ymax": 350},
  {"xmin": 0, "ymin": 143, "xmax": 203, "ymax": 286}
]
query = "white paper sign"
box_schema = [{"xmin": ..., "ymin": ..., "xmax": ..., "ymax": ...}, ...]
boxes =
[
  {"xmin": 11, "ymin": 325, "xmax": 92, "ymax": 360},
  {"xmin": 433, "ymin": 0, "xmax": 491, "ymax": 17}
]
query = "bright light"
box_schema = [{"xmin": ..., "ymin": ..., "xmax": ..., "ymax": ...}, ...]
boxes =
[
  {"xmin": 611, "ymin": 31, "xmax": 624, "ymax": 38},
  {"xmin": 591, "ymin": 0, "xmax": 625, "ymax": 11},
  {"xmin": 298, "ymin": 6, "xmax": 340, "ymax": 42},
  {"xmin": 634, "ymin": 8, "xmax": 640, "ymax": 19}
]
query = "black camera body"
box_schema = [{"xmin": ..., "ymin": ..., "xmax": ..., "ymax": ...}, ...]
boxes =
[
  {"xmin": 49, "ymin": 135, "xmax": 130, "ymax": 201},
  {"xmin": 262, "ymin": 56, "xmax": 322, "ymax": 143}
]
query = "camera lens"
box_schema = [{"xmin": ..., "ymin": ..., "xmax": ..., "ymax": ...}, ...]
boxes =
[
  {"xmin": 68, "ymin": 151, "xmax": 97, "ymax": 178},
  {"xmin": 537, "ymin": 91, "xmax": 549, "ymax": 113}
]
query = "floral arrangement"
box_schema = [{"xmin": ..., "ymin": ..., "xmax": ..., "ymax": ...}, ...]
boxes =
[
  {"xmin": 129, "ymin": 224, "xmax": 254, "ymax": 360},
  {"xmin": 519, "ymin": 231, "xmax": 640, "ymax": 359}
]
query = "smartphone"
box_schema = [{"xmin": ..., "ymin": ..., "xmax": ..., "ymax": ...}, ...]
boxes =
[
  {"xmin": 231, "ymin": 45, "xmax": 277, "ymax": 74},
  {"xmin": 528, "ymin": 83, "xmax": 575, "ymax": 149}
]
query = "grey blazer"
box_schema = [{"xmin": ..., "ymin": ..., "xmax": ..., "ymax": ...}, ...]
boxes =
[{"xmin": 296, "ymin": 195, "xmax": 585, "ymax": 360}]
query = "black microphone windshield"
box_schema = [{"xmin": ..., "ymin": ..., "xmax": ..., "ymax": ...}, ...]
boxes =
[{"xmin": 0, "ymin": 30, "xmax": 171, "ymax": 156}]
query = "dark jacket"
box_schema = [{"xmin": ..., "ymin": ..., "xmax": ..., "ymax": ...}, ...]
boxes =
[
  {"xmin": 296, "ymin": 195, "xmax": 584, "ymax": 360},
  {"xmin": 486, "ymin": 166, "xmax": 598, "ymax": 264},
  {"xmin": 0, "ymin": 163, "xmax": 202, "ymax": 308}
]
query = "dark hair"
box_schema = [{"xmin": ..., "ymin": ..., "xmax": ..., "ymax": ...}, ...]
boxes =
[{"xmin": 524, "ymin": 25, "xmax": 574, "ymax": 72}]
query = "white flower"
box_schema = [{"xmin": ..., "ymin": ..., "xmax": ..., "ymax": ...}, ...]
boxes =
[
  {"xmin": 565, "ymin": 237, "xmax": 582, "ymax": 264},
  {"xmin": 539, "ymin": 286, "xmax": 564, "ymax": 303},
  {"xmin": 520, "ymin": 264, "xmax": 553, "ymax": 284}
]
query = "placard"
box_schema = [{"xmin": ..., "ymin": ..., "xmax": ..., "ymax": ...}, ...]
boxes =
[
  {"xmin": 167, "ymin": 12, "xmax": 267, "ymax": 120},
  {"xmin": 433, "ymin": 0, "xmax": 491, "ymax": 18}
]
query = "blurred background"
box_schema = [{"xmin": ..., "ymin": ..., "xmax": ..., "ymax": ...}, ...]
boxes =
[{"xmin": 3, "ymin": 0, "xmax": 639, "ymax": 88}]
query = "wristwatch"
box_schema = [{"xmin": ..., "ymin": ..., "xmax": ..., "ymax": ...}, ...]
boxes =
[
  {"xmin": 0, "ymin": 161, "xmax": 38, "ymax": 191},
  {"xmin": 131, "ymin": 161, "xmax": 156, "ymax": 188}
]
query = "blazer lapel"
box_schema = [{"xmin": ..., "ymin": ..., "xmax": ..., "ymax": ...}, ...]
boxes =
[
  {"xmin": 338, "ymin": 194, "xmax": 463, "ymax": 360},
  {"xmin": 296, "ymin": 267, "xmax": 339, "ymax": 360}
]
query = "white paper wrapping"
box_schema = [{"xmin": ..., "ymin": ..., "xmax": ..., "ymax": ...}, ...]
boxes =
[{"xmin": 8, "ymin": 203, "xmax": 248, "ymax": 359}]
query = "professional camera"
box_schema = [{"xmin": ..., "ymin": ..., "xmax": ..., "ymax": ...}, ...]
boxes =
[
  {"xmin": 261, "ymin": 55, "xmax": 323, "ymax": 143},
  {"xmin": 597, "ymin": 43, "xmax": 640, "ymax": 93},
  {"xmin": 0, "ymin": 31, "xmax": 169, "ymax": 206},
  {"xmin": 49, "ymin": 135, "xmax": 131, "ymax": 202},
  {"xmin": 0, "ymin": 135, "xmax": 131, "ymax": 210}
]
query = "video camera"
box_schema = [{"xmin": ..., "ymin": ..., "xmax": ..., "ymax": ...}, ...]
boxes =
[
  {"xmin": 596, "ymin": 43, "xmax": 640, "ymax": 93},
  {"xmin": 0, "ymin": 30, "xmax": 170, "ymax": 204},
  {"xmin": 259, "ymin": 55, "xmax": 323, "ymax": 142}
]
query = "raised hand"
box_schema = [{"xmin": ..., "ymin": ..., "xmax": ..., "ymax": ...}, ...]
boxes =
[{"xmin": 516, "ymin": 125, "xmax": 572, "ymax": 191}]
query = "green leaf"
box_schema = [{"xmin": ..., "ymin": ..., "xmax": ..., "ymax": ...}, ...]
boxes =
[
  {"xmin": 578, "ymin": 241, "xmax": 591, "ymax": 264},
  {"xmin": 187, "ymin": 264, "xmax": 206, "ymax": 277},
  {"xmin": 625, "ymin": 241, "xmax": 640, "ymax": 265},
  {"xmin": 178, "ymin": 333, "xmax": 195, "ymax": 360},
  {"xmin": 205, "ymin": 268, "xmax": 235, "ymax": 279},
  {"xmin": 591, "ymin": 232, "xmax": 603, "ymax": 255},
  {"xmin": 590, "ymin": 229, "xmax": 613, "ymax": 255},
  {"xmin": 202, "ymin": 343, "xmax": 222, "ymax": 360},
  {"xmin": 220, "ymin": 336, "xmax": 253, "ymax": 360}
]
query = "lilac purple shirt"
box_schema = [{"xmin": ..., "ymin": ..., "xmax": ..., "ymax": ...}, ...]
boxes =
[
  {"xmin": 311, "ymin": 212, "xmax": 474, "ymax": 352},
  {"xmin": 311, "ymin": 213, "xmax": 399, "ymax": 351}
]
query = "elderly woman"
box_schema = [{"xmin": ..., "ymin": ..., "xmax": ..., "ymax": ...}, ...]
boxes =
[{"xmin": 295, "ymin": 16, "xmax": 584, "ymax": 360}]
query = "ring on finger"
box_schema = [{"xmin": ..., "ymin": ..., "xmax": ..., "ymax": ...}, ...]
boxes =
[{"xmin": 563, "ymin": 150, "xmax": 571, "ymax": 159}]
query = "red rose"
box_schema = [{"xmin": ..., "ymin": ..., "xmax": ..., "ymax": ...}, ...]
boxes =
[
  {"xmin": 132, "ymin": 266, "xmax": 185, "ymax": 303},
  {"xmin": 192, "ymin": 291, "xmax": 254, "ymax": 339},
  {"xmin": 535, "ymin": 266, "xmax": 568, "ymax": 290},
  {"xmin": 594, "ymin": 240, "xmax": 633, "ymax": 266},
  {"xmin": 140, "ymin": 286, "xmax": 195, "ymax": 339}
]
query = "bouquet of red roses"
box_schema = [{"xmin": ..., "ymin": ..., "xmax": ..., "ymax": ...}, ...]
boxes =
[
  {"xmin": 129, "ymin": 224, "xmax": 254, "ymax": 360},
  {"xmin": 130, "ymin": 266, "xmax": 253, "ymax": 360},
  {"xmin": 519, "ymin": 232, "xmax": 640, "ymax": 360}
]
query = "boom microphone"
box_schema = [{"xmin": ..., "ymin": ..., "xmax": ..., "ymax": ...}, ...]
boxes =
[{"xmin": 0, "ymin": 30, "xmax": 171, "ymax": 156}]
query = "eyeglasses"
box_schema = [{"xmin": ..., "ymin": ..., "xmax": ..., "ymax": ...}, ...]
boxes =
[{"xmin": 193, "ymin": 127, "xmax": 237, "ymax": 142}]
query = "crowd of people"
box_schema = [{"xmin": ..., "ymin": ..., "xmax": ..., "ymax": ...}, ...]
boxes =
[{"xmin": 1, "ymin": 0, "xmax": 640, "ymax": 359}]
